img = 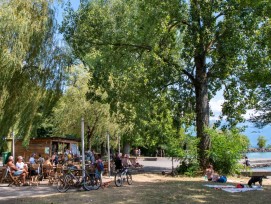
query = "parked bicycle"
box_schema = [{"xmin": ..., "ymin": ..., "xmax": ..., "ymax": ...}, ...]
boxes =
[
  {"xmin": 57, "ymin": 166, "xmax": 102, "ymax": 192},
  {"xmin": 114, "ymin": 167, "xmax": 132, "ymax": 187}
]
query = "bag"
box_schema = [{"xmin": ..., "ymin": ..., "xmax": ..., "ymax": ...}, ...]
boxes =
[
  {"xmin": 236, "ymin": 184, "xmax": 244, "ymax": 188},
  {"xmin": 217, "ymin": 176, "xmax": 227, "ymax": 183},
  {"xmin": 97, "ymin": 161, "xmax": 104, "ymax": 172}
]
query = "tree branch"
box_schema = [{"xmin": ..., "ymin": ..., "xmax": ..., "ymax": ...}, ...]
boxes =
[{"xmin": 91, "ymin": 42, "xmax": 152, "ymax": 51}]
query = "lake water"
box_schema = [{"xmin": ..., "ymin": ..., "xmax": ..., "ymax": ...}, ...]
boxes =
[
  {"xmin": 246, "ymin": 152, "xmax": 271, "ymax": 171},
  {"xmin": 246, "ymin": 152, "xmax": 271, "ymax": 159}
]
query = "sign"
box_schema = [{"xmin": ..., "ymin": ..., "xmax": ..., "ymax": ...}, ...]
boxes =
[{"xmin": 45, "ymin": 147, "xmax": 50, "ymax": 154}]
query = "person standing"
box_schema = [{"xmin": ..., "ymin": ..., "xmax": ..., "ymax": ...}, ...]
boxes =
[
  {"xmin": 244, "ymin": 156, "xmax": 250, "ymax": 170},
  {"xmin": 29, "ymin": 153, "xmax": 36, "ymax": 164},
  {"xmin": 37, "ymin": 154, "xmax": 45, "ymax": 164},
  {"xmin": 95, "ymin": 154, "xmax": 104, "ymax": 178}
]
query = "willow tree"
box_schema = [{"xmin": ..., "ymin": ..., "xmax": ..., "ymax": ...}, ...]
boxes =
[
  {"xmin": 62, "ymin": 0, "xmax": 271, "ymax": 168},
  {"xmin": 0, "ymin": 0, "xmax": 69, "ymax": 145},
  {"xmin": 51, "ymin": 65, "xmax": 123, "ymax": 150}
]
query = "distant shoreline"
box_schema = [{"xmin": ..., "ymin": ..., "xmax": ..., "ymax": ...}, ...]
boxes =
[{"xmin": 247, "ymin": 148, "xmax": 271, "ymax": 153}]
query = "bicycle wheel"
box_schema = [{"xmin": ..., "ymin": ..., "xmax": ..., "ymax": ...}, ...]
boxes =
[
  {"xmin": 56, "ymin": 175, "xmax": 69, "ymax": 193},
  {"xmin": 93, "ymin": 173, "xmax": 102, "ymax": 190},
  {"xmin": 126, "ymin": 172, "xmax": 132, "ymax": 185},
  {"xmin": 83, "ymin": 173, "xmax": 101, "ymax": 191},
  {"xmin": 114, "ymin": 172, "xmax": 122, "ymax": 187}
]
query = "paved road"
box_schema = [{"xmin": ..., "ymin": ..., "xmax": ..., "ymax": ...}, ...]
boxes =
[{"xmin": 137, "ymin": 157, "xmax": 180, "ymax": 173}]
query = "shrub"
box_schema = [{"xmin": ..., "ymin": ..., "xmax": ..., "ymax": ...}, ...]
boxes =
[
  {"xmin": 257, "ymin": 135, "xmax": 267, "ymax": 149},
  {"xmin": 205, "ymin": 128, "xmax": 249, "ymax": 175}
]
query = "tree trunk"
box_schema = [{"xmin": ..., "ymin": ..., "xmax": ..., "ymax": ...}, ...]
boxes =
[
  {"xmin": 123, "ymin": 143, "xmax": 131, "ymax": 155},
  {"xmin": 195, "ymin": 55, "xmax": 210, "ymax": 170}
]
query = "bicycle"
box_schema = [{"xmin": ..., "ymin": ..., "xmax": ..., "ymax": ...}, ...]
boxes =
[
  {"xmin": 57, "ymin": 166, "xmax": 102, "ymax": 192},
  {"xmin": 114, "ymin": 167, "xmax": 132, "ymax": 187}
]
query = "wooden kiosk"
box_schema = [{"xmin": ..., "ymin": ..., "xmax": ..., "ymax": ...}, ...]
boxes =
[{"xmin": 14, "ymin": 137, "xmax": 80, "ymax": 160}]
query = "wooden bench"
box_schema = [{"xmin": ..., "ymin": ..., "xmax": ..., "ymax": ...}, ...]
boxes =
[{"xmin": 143, "ymin": 157, "xmax": 157, "ymax": 161}]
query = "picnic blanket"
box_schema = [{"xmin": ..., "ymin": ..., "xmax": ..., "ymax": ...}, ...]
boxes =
[
  {"xmin": 222, "ymin": 186, "xmax": 263, "ymax": 193},
  {"xmin": 204, "ymin": 184, "xmax": 263, "ymax": 193},
  {"xmin": 203, "ymin": 184, "xmax": 235, "ymax": 188}
]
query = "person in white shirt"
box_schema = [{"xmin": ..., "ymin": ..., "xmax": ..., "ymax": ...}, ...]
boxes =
[{"xmin": 16, "ymin": 156, "xmax": 28, "ymax": 176}]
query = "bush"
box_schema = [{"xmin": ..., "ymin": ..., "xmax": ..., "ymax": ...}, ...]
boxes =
[
  {"xmin": 257, "ymin": 135, "xmax": 267, "ymax": 149},
  {"xmin": 205, "ymin": 128, "xmax": 249, "ymax": 175}
]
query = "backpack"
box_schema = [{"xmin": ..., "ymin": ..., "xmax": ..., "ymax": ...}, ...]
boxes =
[
  {"xmin": 217, "ymin": 176, "xmax": 227, "ymax": 183},
  {"xmin": 97, "ymin": 161, "xmax": 104, "ymax": 172}
]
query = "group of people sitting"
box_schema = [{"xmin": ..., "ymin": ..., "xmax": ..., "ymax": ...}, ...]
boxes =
[
  {"xmin": 205, "ymin": 164, "xmax": 227, "ymax": 183},
  {"xmin": 113, "ymin": 153, "xmax": 143, "ymax": 171},
  {"xmin": 7, "ymin": 155, "xmax": 29, "ymax": 186},
  {"xmin": 6, "ymin": 153, "xmax": 57, "ymax": 186}
]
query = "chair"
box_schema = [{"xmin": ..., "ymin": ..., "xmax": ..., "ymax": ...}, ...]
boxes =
[
  {"xmin": 2, "ymin": 167, "xmax": 22, "ymax": 186},
  {"xmin": 0, "ymin": 167, "xmax": 9, "ymax": 184},
  {"xmin": 47, "ymin": 164, "xmax": 64, "ymax": 185},
  {"xmin": 29, "ymin": 164, "xmax": 41, "ymax": 186}
]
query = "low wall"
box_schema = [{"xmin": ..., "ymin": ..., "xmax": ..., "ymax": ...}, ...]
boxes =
[{"xmin": 240, "ymin": 171, "xmax": 271, "ymax": 177}]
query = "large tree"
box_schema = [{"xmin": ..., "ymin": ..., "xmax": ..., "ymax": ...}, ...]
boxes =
[
  {"xmin": 62, "ymin": 0, "xmax": 271, "ymax": 168},
  {"xmin": 0, "ymin": 0, "xmax": 69, "ymax": 145}
]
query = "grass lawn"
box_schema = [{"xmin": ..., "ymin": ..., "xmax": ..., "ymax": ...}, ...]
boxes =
[{"xmin": 4, "ymin": 173, "xmax": 271, "ymax": 204}]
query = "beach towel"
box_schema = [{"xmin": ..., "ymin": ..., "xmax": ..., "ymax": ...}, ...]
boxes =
[
  {"xmin": 203, "ymin": 184, "xmax": 235, "ymax": 188},
  {"xmin": 204, "ymin": 184, "xmax": 263, "ymax": 193},
  {"xmin": 222, "ymin": 186, "xmax": 263, "ymax": 193}
]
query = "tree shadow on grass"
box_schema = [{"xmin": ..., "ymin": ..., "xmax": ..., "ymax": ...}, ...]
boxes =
[{"xmin": 3, "ymin": 179, "xmax": 271, "ymax": 204}]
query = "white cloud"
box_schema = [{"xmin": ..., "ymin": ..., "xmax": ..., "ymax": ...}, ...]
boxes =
[{"xmin": 209, "ymin": 98, "xmax": 224, "ymax": 120}]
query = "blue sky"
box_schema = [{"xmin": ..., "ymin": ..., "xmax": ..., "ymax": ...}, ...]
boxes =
[
  {"xmin": 54, "ymin": 0, "xmax": 80, "ymax": 23},
  {"xmin": 210, "ymin": 91, "xmax": 271, "ymax": 147},
  {"xmin": 55, "ymin": 1, "xmax": 271, "ymax": 148}
]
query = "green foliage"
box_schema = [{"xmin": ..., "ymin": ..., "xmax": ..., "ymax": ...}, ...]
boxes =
[
  {"xmin": 51, "ymin": 65, "xmax": 124, "ymax": 150},
  {"xmin": 257, "ymin": 135, "xmax": 267, "ymax": 149},
  {"xmin": 176, "ymin": 136, "xmax": 200, "ymax": 176},
  {"xmin": 0, "ymin": 0, "xmax": 68, "ymax": 145},
  {"xmin": 61, "ymin": 0, "xmax": 271, "ymax": 168},
  {"xmin": 206, "ymin": 128, "xmax": 250, "ymax": 175}
]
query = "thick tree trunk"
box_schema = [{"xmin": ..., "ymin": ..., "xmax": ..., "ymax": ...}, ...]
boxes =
[{"xmin": 195, "ymin": 56, "xmax": 210, "ymax": 170}]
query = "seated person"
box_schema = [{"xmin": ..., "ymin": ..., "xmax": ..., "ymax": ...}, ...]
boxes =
[
  {"xmin": 73, "ymin": 154, "xmax": 81, "ymax": 163},
  {"xmin": 15, "ymin": 156, "xmax": 28, "ymax": 176},
  {"xmin": 7, "ymin": 156, "xmax": 28, "ymax": 186},
  {"xmin": 122, "ymin": 154, "xmax": 132, "ymax": 167},
  {"xmin": 205, "ymin": 164, "xmax": 214, "ymax": 181},
  {"xmin": 114, "ymin": 153, "xmax": 123, "ymax": 171},
  {"xmin": 42, "ymin": 156, "xmax": 53, "ymax": 178},
  {"xmin": 212, "ymin": 173, "xmax": 220, "ymax": 182},
  {"xmin": 43, "ymin": 156, "xmax": 52, "ymax": 166},
  {"xmin": 205, "ymin": 164, "xmax": 227, "ymax": 183}
]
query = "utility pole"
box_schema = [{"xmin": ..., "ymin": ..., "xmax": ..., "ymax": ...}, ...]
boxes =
[
  {"xmin": 81, "ymin": 117, "xmax": 85, "ymax": 177},
  {"xmin": 107, "ymin": 131, "xmax": 111, "ymax": 177}
]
